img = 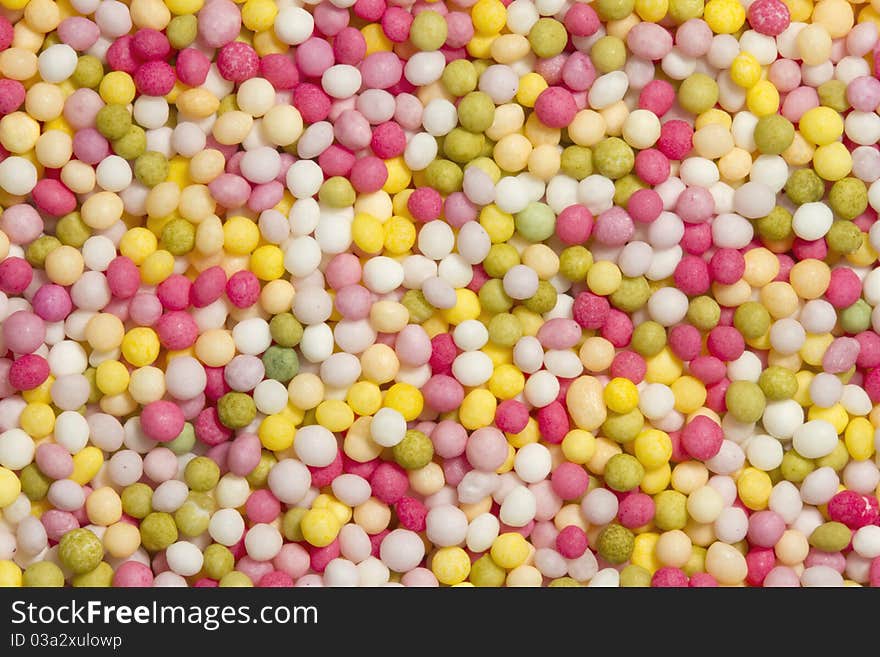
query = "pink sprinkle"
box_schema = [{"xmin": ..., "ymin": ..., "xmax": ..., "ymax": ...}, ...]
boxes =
[
  {"xmin": 494, "ymin": 399, "xmax": 529, "ymax": 434},
  {"xmin": 634, "ymin": 148, "xmax": 670, "ymax": 185},
  {"xmin": 747, "ymin": 0, "xmax": 790, "ymax": 36},
  {"xmin": 131, "ymin": 28, "xmax": 170, "ymax": 61},
  {"xmin": 226, "ymin": 270, "xmax": 260, "ymax": 309},
  {"xmin": 551, "ymin": 462, "xmax": 589, "ymax": 500},
  {"xmin": 656, "ymin": 120, "xmax": 693, "ymax": 160},
  {"xmin": 408, "ymin": 187, "xmax": 443, "ymax": 222},
  {"xmin": 105, "ymin": 256, "xmax": 141, "ymax": 299},
  {"xmin": 564, "ymin": 3, "xmax": 599, "ymax": 36},
  {"xmin": 155, "ymin": 311, "xmax": 199, "ymax": 350},
  {"xmin": 175, "ymin": 47, "xmax": 211, "ymax": 87},
  {"xmin": 156, "ymin": 274, "xmax": 192, "ymax": 311},
  {"xmin": 674, "ymin": 255, "xmax": 711, "ymax": 295},
  {"xmin": 217, "ymin": 41, "xmax": 259, "ymax": 82},
  {"xmin": 395, "ymin": 496, "xmax": 428, "ymax": 532},
  {"xmin": 825, "ymin": 267, "xmax": 862, "ymax": 308},
  {"xmin": 556, "ymin": 525, "xmax": 588, "ymax": 558},
  {"xmin": 617, "ymin": 492, "xmax": 655, "ymax": 528},
  {"xmin": 745, "ymin": 548, "xmax": 776, "ymax": 586},
  {"xmin": 593, "ymin": 207, "xmax": 634, "ymax": 246},
  {"xmin": 681, "ymin": 415, "xmax": 723, "ymax": 460},
  {"xmin": 190, "ymin": 266, "xmax": 227, "ymax": 308},
  {"xmin": 259, "ymin": 53, "xmax": 299, "ymax": 89},
  {"xmin": 370, "ymin": 462, "xmax": 409, "ymax": 504},
  {"xmin": 707, "ymin": 325, "xmax": 746, "ymax": 362},
  {"xmin": 610, "ymin": 350, "xmax": 646, "ymax": 383},
  {"xmin": 8, "ymin": 354, "xmax": 49, "ymax": 391},
  {"xmin": 141, "ymin": 400, "xmax": 185, "ymax": 442},
  {"xmin": 106, "ymin": 35, "xmax": 138, "ymax": 73},
  {"xmin": 601, "ymin": 310, "xmax": 633, "ymax": 348},
  {"xmin": 134, "ymin": 60, "xmax": 176, "ymax": 96},
  {"xmin": 652, "ymin": 567, "xmax": 688, "ymax": 587},
  {"xmin": 294, "ymin": 83, "xmax": 332, "ymax": 123},
  {"xmin": 534, "ymin": 86, "xmax": 577, "ymax": 128},
  {"xmin": 536, "ymin": 401, "xmax": 569, "ymax": 443},
  {"xmin": 668, "ymin": 324, "xmax": 702, "ymax": 362}
]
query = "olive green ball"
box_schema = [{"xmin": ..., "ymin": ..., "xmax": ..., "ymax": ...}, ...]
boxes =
[
  {"xmin": 603, "ymin": 453, "xmax": 645, "ymax": 490},
  {"xmin": 654, "ymin": 490, "xmax": 688, "ymax": 530},
  {"xmin": 523, "ymin": 280, "xmax": 557, "ymax": 314},
  {"xmin": 19, "ymin": 463, "xmax": 50, "ymax": 501},
  {"xmin": 631, "ymin": 320, "xmax": 667, "ymax": 357},
  {"xmin": 262, "ymin": 345, "xmax": 300, "ymax": 383},
  {"xmin": 758, "ymin": 366, "xmax": 798, "ymax": 401},
  {"xmin": 26, "ymin": 235, "xmax": 61, "ymax": 268},
  {"xmin": 246, "ymin": 451, "xmax": 277, "ymax": 488},
  {"xmin": 140, "ymin": 512, "xmax": 179, "ymax": 552},
  {"xmin": 203, "ymin": 544, "xmax": 235, "ymax": 580},
  {"xmin": 217, "ymin": 392, "xmax": 257, "ymax": 429},
  {"xmin": 470, "ymin": 554, "xmax": 506, "ymax": 587},
  {"xmin": 483, "ymin": 243, "xmax": 520, "ymax": 278},
  {"xmin": 560, "ymin": 146, "xmax": 593, "ymax": 180},
  {"xmin": 686, "ymin": 295, "xmax": 721, "ymax": 332},
  {"xmin": 166, "ymin": 422, "xmax": 196, "ymax": 456},
  {"xmin": 175, "ymin": 491, "xmax": 215, "ymax": 536},
  {"xmin": 457, "ymin": 91, "xmax": 495, "ymax": 133},
  {"xmin": 592, "ymin": 137, "xmax": 634, "ymax": 180},
  {"xmin": 425, "ymin": 159, "xmax": 463, "ymax": 194},
  {"xmin": 596, "ymin": 524, "xmax": 635, "ymax": 564},
  {"xmin": 112, "ymin": 124, "xmax": 147, "ymax": 160},
  {"xmin": 609, "ymin": 276, "xmax": 651, "ymax": 313},
  {"xmin": 756, "ymin": 206, "xmax": 793, "ymax": 241},
  {"xmin": 620, "ymin": 564, "xmax": 652, "ymax": 587},
  {"xmin": 753, "ymin": 114, "xmax": 795, "ymax": 155},
  {"xmin": 96, "ymin": 103, "xmax": 132, "ymax": 140},
  {"xmin": 725, "ymin": 380, "xmax": 766, "ymax": 423},
  {"xmin": 161, "ymin": 218, "xmax": 196, "ymax": 255},
  {"xmin": 167, "ymin": 14, "xmax": 198, "ymax": 49},
  {"xmin": 818, "ymin": 79, "xmax": 849, "ymax": 112},
  {"xmin": 559, "ymin": 245, "xmax": 592, "ymax": 281},
  {"xmin": 785, "ymin": 168, "xmax": 825, "ymax": 205},
  {"xmin": 678, "ymin": 73, "xmax": 719, "ymax": 115},
  {"xmin": 515, "ymin": 202, "xmax": 556, "ymax": 242},
  {"xmin": 401, "ymin": 290, "xmax": 435, "ymax": 324},
  {"xmin": 840, "ymin": 299, "xmax": 872, "ymax": 334},
  {"xmin": 410, "ymin": 11, "xmax": 448, "ymax": 51},
  {"xmin": 59, "ymin": 528, "xmax": 104, "ymax": 575},
  {"xmin": 318, "ymin": 176, "xmax": 356, "ymax": 208},
  {"xmin": 55, "ymin": 212, "xmax": 91, "ymax": 248},
  {"xmin": 591, "ymin": 36, "xmax": 627, "ymax": 73},
  {"xmin": 733, "ymin": 301, "xmax": 771, "ymax": 340},
  {"xmin": 528, "ymin": 18, "xmax": 568, "ymax": 58},
  {"xmin": 780, "ymin": 450, "xmax": 815, "ymax": 483},
  {"xmin": 269, "ymin": 312, "xmax": 303, "ymax": 347},
  {"xmin": 121, "ymin": 482, "xmax": 153, "ymax": 519},
  {"xmin": 828, "ymin": 177, "xmax": 868, "ymax": 221},
  {"xmin": 488, "ymin": 312, "xmax": 522, "ymax": 347},
  {"xmin": 184, "ymin": 457, "xmax": 220, "ymax": 492},
  {"xmin": 72, "ymin": 562, "xmax": 114, "ymax": 587},
  {"xmin": 393, "ymin": 430, "xmax": 434, "ymax": 470},
  {"xmin": 72, "ymin": 54, "xmax": 104, "ymax": 89},
  {"xmin": 23, "ymin": 561, "xmax": 64, "ymax": 587},
  {"xmin": 442, "ymin": 59, "xmax": 477, "ymax": 97},
  {"xmin": 809, "ymin": 521, "xmax": 851, "ymax": 552},
  {"xmin": 478, "ymin": 278, "xmax": 514, "ymax": 314},
  {"xmin": 826, "ymin": 220, "xmax": 863, "ymax": 254}
]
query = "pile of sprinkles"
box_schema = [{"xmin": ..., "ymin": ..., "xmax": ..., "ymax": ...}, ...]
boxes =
[{"xmin": 1, "ymin": 0, "xmax": 880, "ymax": 588}]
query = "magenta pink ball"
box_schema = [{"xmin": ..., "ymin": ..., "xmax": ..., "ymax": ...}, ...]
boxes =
[{"xmin": 140, "ymin": 400, "xmax": 185, "ymax": 442}]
